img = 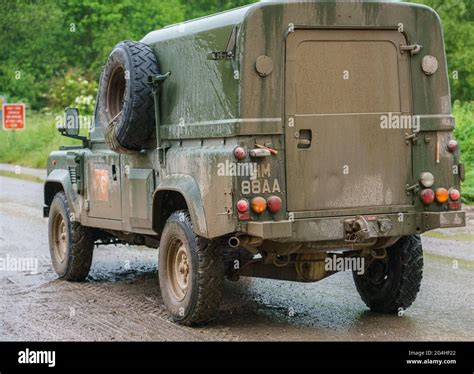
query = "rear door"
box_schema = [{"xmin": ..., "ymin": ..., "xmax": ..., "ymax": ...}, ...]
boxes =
[{"xmin": 285, "ymin": 30, "xmax": 413, "ymax": 212}]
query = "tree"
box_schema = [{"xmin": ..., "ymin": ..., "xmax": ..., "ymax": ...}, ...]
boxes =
[{"xmin": 413, "ymin": 0, "xmax": 474, "ymax": 102}]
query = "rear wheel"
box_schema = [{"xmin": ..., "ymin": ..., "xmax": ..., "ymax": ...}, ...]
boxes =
[
  {"xmin": 48, "ymin": 192, "xmax": 95, "ymax": 282},
  {"xmin": 353, "ymin": 235, "xmax": 423, "ymax": 313},
  {"xmin": 158, "ymin": 211, "xmax": 224, "ymax": 326}
]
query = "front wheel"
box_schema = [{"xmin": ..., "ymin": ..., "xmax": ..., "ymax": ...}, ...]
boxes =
[
  {"xmin": 353, "ymin": 235, "xmax": 423, "ymax": 313},
  {"xmin": 158, "ymin": 211, "xmax": 224, "ymax": 326},
  {"xmin": 48, "ymin": 192, "xmax": 95, "ymax": 281}
]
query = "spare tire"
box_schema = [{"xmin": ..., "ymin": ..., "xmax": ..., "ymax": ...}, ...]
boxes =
[{"xmin": 98, "ymin": 41, "xmax": 160, "ymax": 153}]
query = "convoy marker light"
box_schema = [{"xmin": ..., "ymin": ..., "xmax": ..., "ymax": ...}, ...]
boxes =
[
  {"xmin": 448, "ymin": 202, "xmax": 462, "ymax": 210},
  {"xmin": 419, "ymin": 172, "xmax": 434, "ymax": 188}
]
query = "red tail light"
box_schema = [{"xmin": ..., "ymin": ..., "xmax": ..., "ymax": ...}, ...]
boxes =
[
  {"xmin": 267, "ymin": 196, "xmax": 282, "ymax": 213},
  {"xmin": 236, "ymin": 199, "xmax": 249, "ymax": 213},
  {"xmin": 449, "ymin": 188, "xmax": 460, "ymax": 201},
  {"xmin": 420, "ymin": 189, "xmax": 435, "ymax": 205}
]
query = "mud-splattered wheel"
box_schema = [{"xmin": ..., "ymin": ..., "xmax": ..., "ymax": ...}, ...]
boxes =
[
  {"xmin": 48, "ymin": 192, "xmax": 95, "ymax": 282},
  {"xmin": 159, "ymin": 211, "xmax": 224, "ymax": 326},
  {"xmin": 353, "ymin": 235, "xmax": 423, "ymax": 313},
  {"xmin": 168, "ymin": 240, "xmax": 190, "ymax": 302},
  {"xmin": 52, "ymin": 213, "xmax": 68, "ymax": 264}
]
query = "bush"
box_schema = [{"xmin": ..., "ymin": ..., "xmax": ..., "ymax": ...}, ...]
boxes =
[
  {"xmin": 46, "ymin": 69, "xmax": 98, "ymax": 115},
  {"xmin": 453, "ymin": 101, "xmax": 474, "ymax": 203}
]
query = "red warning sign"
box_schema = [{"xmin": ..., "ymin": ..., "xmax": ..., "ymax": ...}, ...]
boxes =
[{"xmin": 2, "ymin": 104, "xmax": 25, "ymax": 130}]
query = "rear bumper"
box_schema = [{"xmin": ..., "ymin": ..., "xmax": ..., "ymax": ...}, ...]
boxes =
[{"xmin": 244, "ymin": 211, "xmax": 466, "ymax": 241}]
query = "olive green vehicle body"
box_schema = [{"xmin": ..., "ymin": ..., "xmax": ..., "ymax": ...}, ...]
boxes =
[{"xmin": 44, "ymin": 1, "xmax": 465, "ymax": 263}]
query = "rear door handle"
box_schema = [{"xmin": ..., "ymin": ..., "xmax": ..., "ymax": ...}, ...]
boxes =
[{"xmin": 297, "ymin": 129, "xmax": 312, "ymax": 149}]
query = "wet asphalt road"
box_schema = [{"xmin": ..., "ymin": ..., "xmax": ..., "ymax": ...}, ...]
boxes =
[{"xmin": 0, "ymin": 175, "xmax": 473, "ymax": 341}]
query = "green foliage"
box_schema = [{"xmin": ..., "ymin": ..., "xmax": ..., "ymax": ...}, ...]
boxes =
[
  {"xmin": 62, "ymin": 0, "xmax": 186, "ymax": 74},
  {"xmin": 185, "ymin": 0, "xmax": 255, "ymax": 19},
  {"xmin": 47, "ymin": 69, "xmax": 98, "ymax": 115},
  {"xmin": 0, "ymin": 0, "xmax": 67, "ymax": 109},
  {"xmin": 0, "ymin": 0, "xmax": 186, "ymax": 111},
  {"xmin": 453, "ymin": 101, "xmax": 474, "ymax": 203},
  {"xmin": 413, "ymin": 0, "xmax": 474, "ymax": 102}
]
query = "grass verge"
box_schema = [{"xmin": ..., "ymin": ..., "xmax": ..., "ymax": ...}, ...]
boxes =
[
  {"xmin": 0, "ymin": 111, "xmax": 82, "ymax": 169},
  {"xmin": 0, "ymin": 170, "xmax": 44, "ymax": 183}
]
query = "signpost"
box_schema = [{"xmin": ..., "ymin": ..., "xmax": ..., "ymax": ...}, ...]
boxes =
[
  {"xmin": 2, "ymin": 103, "xmax": 25, "ymax": 131},
  {"xmin": 0, "ymin": 95, "xmax": 6, "ymax": 122}
]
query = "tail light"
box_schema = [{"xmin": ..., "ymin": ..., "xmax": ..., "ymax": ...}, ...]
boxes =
[
  {"xmin": 435, "ymin": 188, "xmax": 449, "ymax": 203},
  {"xmin": 251, "ymin": 197, "xmax": 267, "ymax": 214},
  {"xmin": 420, "ymin": 189, "xmax": 435, "ymax": 205},
  {"xmin": 449, "ymin": 188, "xmax": 460, "ymax": 201},
  {"xmin": 236, "ymin": 199, "xmax": 249, "ymax": 213},
  {"xmin": 267, "ymin": 196, "xmax": 282, "ymax": 213}
]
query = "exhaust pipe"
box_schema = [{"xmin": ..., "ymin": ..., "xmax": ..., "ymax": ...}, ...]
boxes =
[{"xmin": 228, "ymin": 237, "xmax": 240, "ymax": 248}]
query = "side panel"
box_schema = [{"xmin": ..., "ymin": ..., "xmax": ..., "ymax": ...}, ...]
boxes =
[
  {"xmin": 120, "ymin": 153, "xmax": 156, "ymax": 232},
  {"xmin": 162, "ymin": 145, "xmax": 238, "ymax": 239},
  {"xmin": 86, "ymin": 150, "xmax": 122, "ymax": 220}
]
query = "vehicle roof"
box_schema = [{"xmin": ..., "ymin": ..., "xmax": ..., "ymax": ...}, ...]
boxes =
[{"xmin": 142, "ymin": 0, "xmax": 418, "ymax": 45}]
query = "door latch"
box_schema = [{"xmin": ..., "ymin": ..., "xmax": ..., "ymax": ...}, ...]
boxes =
[
  {"xmin": 406, "ymin": 183, "xmax": 420, "ymax": 195},
  {"xmin": 405, "ymin": 132, "xmax": 418, "ymax": 144},
  {"xmin": 400, "ymin": 43, "xmax": 422, "ymax": 56}
]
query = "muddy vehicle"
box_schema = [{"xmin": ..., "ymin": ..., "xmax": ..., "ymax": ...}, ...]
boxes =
[{"xmin": 44, "ymin": 0, "xmax": 466, "ymax": 325}]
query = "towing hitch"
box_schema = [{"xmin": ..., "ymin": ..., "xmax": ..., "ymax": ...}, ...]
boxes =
[{"xmin": 344, "ymin": 216, "xmax": 394, "ymax": 243}]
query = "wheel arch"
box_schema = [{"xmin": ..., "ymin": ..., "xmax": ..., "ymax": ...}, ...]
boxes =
[
  {"xmin": 44, "ymin": 169, "xmax": 77, "ymax": 218},
  {"xmin": 152, "ymin": 174, "xmax": 208, "ymax": 238}
]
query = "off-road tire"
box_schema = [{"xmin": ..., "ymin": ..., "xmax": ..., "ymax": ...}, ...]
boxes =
[
  {"xmin": 98, "ymin": 40, "xmax": 160, "ymax": 153},
  {"xmin": 353, "ymin": 235, "xmax": 423, "ymax": 313},
  {"xmin": 159, "ymin": 210, "xmax": 224, "ymax": 326},
  {"xmin": 48, "ymin": 192, "xmax": 95, "ymax": 282}
]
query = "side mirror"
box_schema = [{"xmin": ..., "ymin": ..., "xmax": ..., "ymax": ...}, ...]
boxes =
[
  {"xmin": 58, "ymin": 107, "xmax": 89, "ymax": 147},
  {"xmin": 62, "ymin": 108, "xmax": 80, "ymax": 136}
]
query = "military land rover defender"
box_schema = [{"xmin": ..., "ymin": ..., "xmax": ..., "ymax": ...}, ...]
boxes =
[{"xmin": 44, "ymin": 0, "xmax": 466, "ymax": 325}]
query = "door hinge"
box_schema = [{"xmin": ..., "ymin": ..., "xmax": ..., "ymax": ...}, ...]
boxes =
[{"xmin": 400, "ymin": 43, "xmax": 422, "ymax": 56}]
